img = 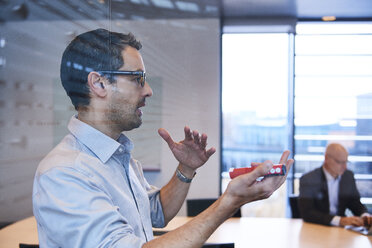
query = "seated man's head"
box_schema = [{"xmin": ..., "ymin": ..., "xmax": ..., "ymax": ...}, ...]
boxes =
[{"xmin": 323, "ymin": 143, "xmax": 348, "ymax": 178}]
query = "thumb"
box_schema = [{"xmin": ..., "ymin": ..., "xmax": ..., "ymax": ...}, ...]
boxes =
[
  {"xmin": 158, "ymin": 128, "xmax": 175, "ymax": 148},
  {"xmin": 251, "ymin": 161, "xmax": 273, "ymax": 178}
]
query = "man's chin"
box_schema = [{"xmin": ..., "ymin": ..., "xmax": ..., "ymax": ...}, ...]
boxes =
[
  {"xmin": 124, "ymin": 119, "xmax": 142, "ymax": 131},
  {"xmin": 132, "ymin": 121, "xmax": 142, "ymax": 129},
  {"xmin": 338, "ymin": 170, "xmax": 346, "ymax": 177}
]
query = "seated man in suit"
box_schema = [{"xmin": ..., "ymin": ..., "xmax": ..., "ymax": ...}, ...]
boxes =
[{"xmin": 299, "ymin": 143, "xmax": 371, "ymax": 227}]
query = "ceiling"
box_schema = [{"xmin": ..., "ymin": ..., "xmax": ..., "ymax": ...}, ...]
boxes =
[
  {"xmin": 222, "ymin": 0, "xmax": 372, "ymax": 20},
  {"xmin": 1, "ymin": 0, "xmax": 372, "ymax": 22}
]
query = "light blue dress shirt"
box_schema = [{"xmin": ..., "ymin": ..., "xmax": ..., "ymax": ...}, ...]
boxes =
[{"xmin": 32, "ymin": 116, "xmax": 165, "ymax": 248}]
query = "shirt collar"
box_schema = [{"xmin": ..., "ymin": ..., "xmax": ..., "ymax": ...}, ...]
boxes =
[
  {"xmin": 68, "ymin": 115, "xmax": 133, "ymax": 163},
  {"xmin": 322, "ymin": 165, "xmax": 340, "ymax": 182}
]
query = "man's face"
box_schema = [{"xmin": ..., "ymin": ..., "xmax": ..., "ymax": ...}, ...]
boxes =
[
  {"xmin": 105, "ymin": 46, "xmax": 153, "ymax": 131},
  {"xmin": 324, "ymin": 149, "xmax": 348, "ymax": 177}
]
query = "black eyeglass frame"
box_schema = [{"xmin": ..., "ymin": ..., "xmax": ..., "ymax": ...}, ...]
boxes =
[{"xmin": 97, "ymin": 70, "xmax": 146, "ymax": 87}]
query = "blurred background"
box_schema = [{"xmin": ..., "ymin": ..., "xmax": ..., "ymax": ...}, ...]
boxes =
[{"xmin": 0, "ymin": 0, "xmax": 371, "ymax": 227}]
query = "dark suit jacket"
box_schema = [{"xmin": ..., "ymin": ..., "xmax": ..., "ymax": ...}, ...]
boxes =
[{"xmin": 298, "ymin": 167, "xmax": 367, "ymax": 226}]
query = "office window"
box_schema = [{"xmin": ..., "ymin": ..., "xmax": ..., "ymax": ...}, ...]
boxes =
[
  {"xmin": 222, "ymin": 22, "xmax": 372, "ymax": 216},
  {"xmin": 294, "ymin": 22, "xmax": 372, "ymax": 204},
  {"xmin": 221, "ymin": 33, "xmax": 290, "ymax": 217}
]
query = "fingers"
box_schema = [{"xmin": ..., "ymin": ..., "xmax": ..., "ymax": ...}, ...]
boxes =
[
  {"xmin": 162, "ymin": 126, "xmax": 215, "ymax": 154},
  {"xmin": 250, "ymin": 161, "xmax": 273, "ymax": 179},
  {"xmin": 251, "ymin": 150, "xmax": 293, "ymax": 168},
  {"xmin": 350, "ymin": 217, "xmax": 364, "ymax": 226},
  {"xmin": 284, "ymin": 159, "xmax": 294, "ymax": 175},
  {"xmin": 279, "ymin": 150, "xmax": 290, "ymax": 165},
  {"xmin": 158, "ymin": 128, "xmax": 175, "ymax": 148},
  {"xmin": 192, "ymin": 130, "xmax": 200, "ymax": 145},
  {"xmin": 206, "ymin": 147, "xmax": 216, "ymax": 158},
  {"xmin": 250, "ymin": 162, "xmax": 260, "ymax": 167},
  {"xmin": 342, "ymin": 216, "xmax": 364, "ymax": 227},
  {"xmin": 200, "ymin": 134, "xmax": 207, "ymax": 149},
  {"xmin": 276, "ymin": 150, "xmax": 294, "ymax": 178},
  {"xmin": 184, "ymin": 126, "xmax": 193, "ymax": 141},
  {"xmin": 186, "ymin": 127, "xmax": 209, "ymax": 150},
  {"xmin": 362, "ymin": 216, "xmax": 371, "ymax": 227},
  {"xmin": 234, "ymin": 161, "xmax": 273, "ymax": 185}
]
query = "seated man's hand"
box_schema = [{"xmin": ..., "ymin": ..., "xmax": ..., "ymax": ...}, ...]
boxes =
[
  {"xmin": 221, "ymin": 151, "xmax": 294, "ymax": 214},
  {"xmin": 362, "ymin": 215, "xmax": 372, "ymax": 228},
  {"xmin": 158, "ymin": 127, "xmax": 216, "ymax": 175},
  {"xmin": 340, "ymin": 216, "xmax": 364, "ymax": 227}
]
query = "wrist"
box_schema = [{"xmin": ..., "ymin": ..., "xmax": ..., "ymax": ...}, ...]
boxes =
[
  {"xmin": 219, "ymin": 193, "xmax": 241, "ymax": 217},
  {"xmin": 339, "ymin": 216, "xmax": 349, "ymax": 227},
  {"xmin": 176, "ymin": 168, "xmax": 196, "ymax": 183},
  {"xmin": 177, "ymin": 164, "xmax": 196, "ymax": 178}
]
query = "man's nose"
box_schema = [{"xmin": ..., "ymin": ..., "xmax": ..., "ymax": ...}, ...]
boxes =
[{"xmin": 143, "ymin": 81, "xmax": 153, "ymax": 97}]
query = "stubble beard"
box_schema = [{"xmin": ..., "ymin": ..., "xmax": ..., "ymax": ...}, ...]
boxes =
[{"xmin": 107, "ymin": 102, "xmax": 142, "ymax": 132}]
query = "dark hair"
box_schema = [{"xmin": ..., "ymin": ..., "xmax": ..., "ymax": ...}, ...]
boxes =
[{"xmin": 60, "ymin": 28, "xmax": 142, "ymax": 110}]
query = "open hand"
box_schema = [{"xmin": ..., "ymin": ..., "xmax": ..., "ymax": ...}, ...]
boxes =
[
  {"xmin": 158, "ymin": 126, "xmax": 216, "ymax": 173},
  {"xmin": 223, "ymin": 150, "xmax": 294, "ymax": 210}
]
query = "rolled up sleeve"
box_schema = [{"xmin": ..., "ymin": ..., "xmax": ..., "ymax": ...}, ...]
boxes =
[{"xmin": 147, "ymin": 186, "xmax": 165, "ymax": 228}]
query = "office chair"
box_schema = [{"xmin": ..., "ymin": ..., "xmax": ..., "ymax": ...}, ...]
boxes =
[
  {"xmin": 19, "ymin": 244, "xmax": 39, "ymax": 248},
  {"xmin": 202, "ymin": 243, "xmax": 234, "ymax": 248},
  {"xmin": 186, "ymin": 198, "xmax": 241, "ymax": 217},
  {"xmin": 289, "ymin": 195, "xmax": 301, "ymax": 219}
]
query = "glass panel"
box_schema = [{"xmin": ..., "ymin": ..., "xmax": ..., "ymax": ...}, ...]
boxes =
[
  {"xmin": 296, "ymin": 35, "xmax": 372, "ymax": 55},
  {"xmin": 0, "ymin": 0, "xmax": 221, "ymax": 224},
  {"xmin": 294, "ymin": 22, "xmax": 372, "ymax": 199},
  {"xmin": 222, "ymin": 33, "xmax": 290, "ymax": 217},
  {"xmin": 295, "ymin": 77, "xmax": 372, "ymax": 97},
  {"xmin": 295, "ymin": 56, "xmax": 372, "ymax": 76}
]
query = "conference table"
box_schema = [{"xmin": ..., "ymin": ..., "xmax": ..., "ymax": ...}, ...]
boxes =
[{"xmin": 0, "ymin": 216, "xmax": 371, "ymax": 248}]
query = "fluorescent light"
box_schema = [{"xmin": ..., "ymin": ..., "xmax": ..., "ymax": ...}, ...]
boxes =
[{"xmin": 322, "ymin": 16, "xmax": 336, "ymax": 21}]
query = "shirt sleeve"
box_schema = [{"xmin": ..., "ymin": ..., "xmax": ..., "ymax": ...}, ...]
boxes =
[
  {"xmin": 131, "ymin": 159, "xmax": 165, "ymax": 228},
  {"xmin": 33, "ymin": 167, "xmax": 146, "ymax": 248},
  {"xmin": 330, "ymin": 216, "xmax": 341, "ymax": 226},
  {"xmin": 361, "ymin": 212, "xmax": 371, "ymax": 217}
]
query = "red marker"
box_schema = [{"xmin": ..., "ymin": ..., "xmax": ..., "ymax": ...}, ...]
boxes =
[{"xmin": 229, "ymin": 164, "xmax": 286, "ymax": 179}]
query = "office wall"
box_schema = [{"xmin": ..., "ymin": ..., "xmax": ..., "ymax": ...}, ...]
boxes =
[{"xmin": 0, "ymin": 18, "xmax": 220, "ymax": 223}]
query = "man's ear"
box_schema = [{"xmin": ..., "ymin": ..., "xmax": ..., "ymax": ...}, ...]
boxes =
[{"xmin": 88, "ymin": 71, "xmax": 107, "ymax": 97}]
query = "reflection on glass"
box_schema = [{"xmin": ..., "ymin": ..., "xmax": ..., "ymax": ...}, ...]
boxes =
[
  {"xmin": 222, "ymin": 33, "xmax": 289, "ymax": 172},
  {"xmin": 295, "ymin": 22, "xmax": 372, "ymax": 199},
  {"xmin": 221, "ymin": 33, "xmax": 290, "ymax": 217}
]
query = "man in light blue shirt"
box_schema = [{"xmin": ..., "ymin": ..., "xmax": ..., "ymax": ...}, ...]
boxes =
[{"xmin": 33, "ymin": 28, "xmax": 294, "ymax": 247}]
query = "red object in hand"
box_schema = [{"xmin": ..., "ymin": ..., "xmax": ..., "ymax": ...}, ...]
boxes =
[{"xmin": 229, "ymin": 164, "xmax": 286, "ymax": 179}]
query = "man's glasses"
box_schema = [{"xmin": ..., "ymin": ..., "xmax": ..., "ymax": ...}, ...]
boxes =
[{"xmin": 97, "ymin": 70, "xmax": 146, "ymax": 87}]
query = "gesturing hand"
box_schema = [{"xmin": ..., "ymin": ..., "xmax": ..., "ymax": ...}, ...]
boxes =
[
  {"xmin": 158, "ymin": 126, "xmax": 216, "ymax": 172},
  {"xmin": 224, "ymin": 150, "xmax": 294, "ymax": 209}
]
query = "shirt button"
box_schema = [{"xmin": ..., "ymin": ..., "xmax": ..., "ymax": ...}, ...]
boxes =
[{"xmin": 118, "ymin": 147, "xmax": 124, "ymax": 153}]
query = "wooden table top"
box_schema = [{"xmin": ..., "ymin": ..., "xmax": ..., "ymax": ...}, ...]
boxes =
[
  {"xmin": 154, "ymin": 216, "xmax": 372, "ymax": 248},
  {"xmin": 1, "ymin": 216, "xmax": 371, "ymax": 248}
]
